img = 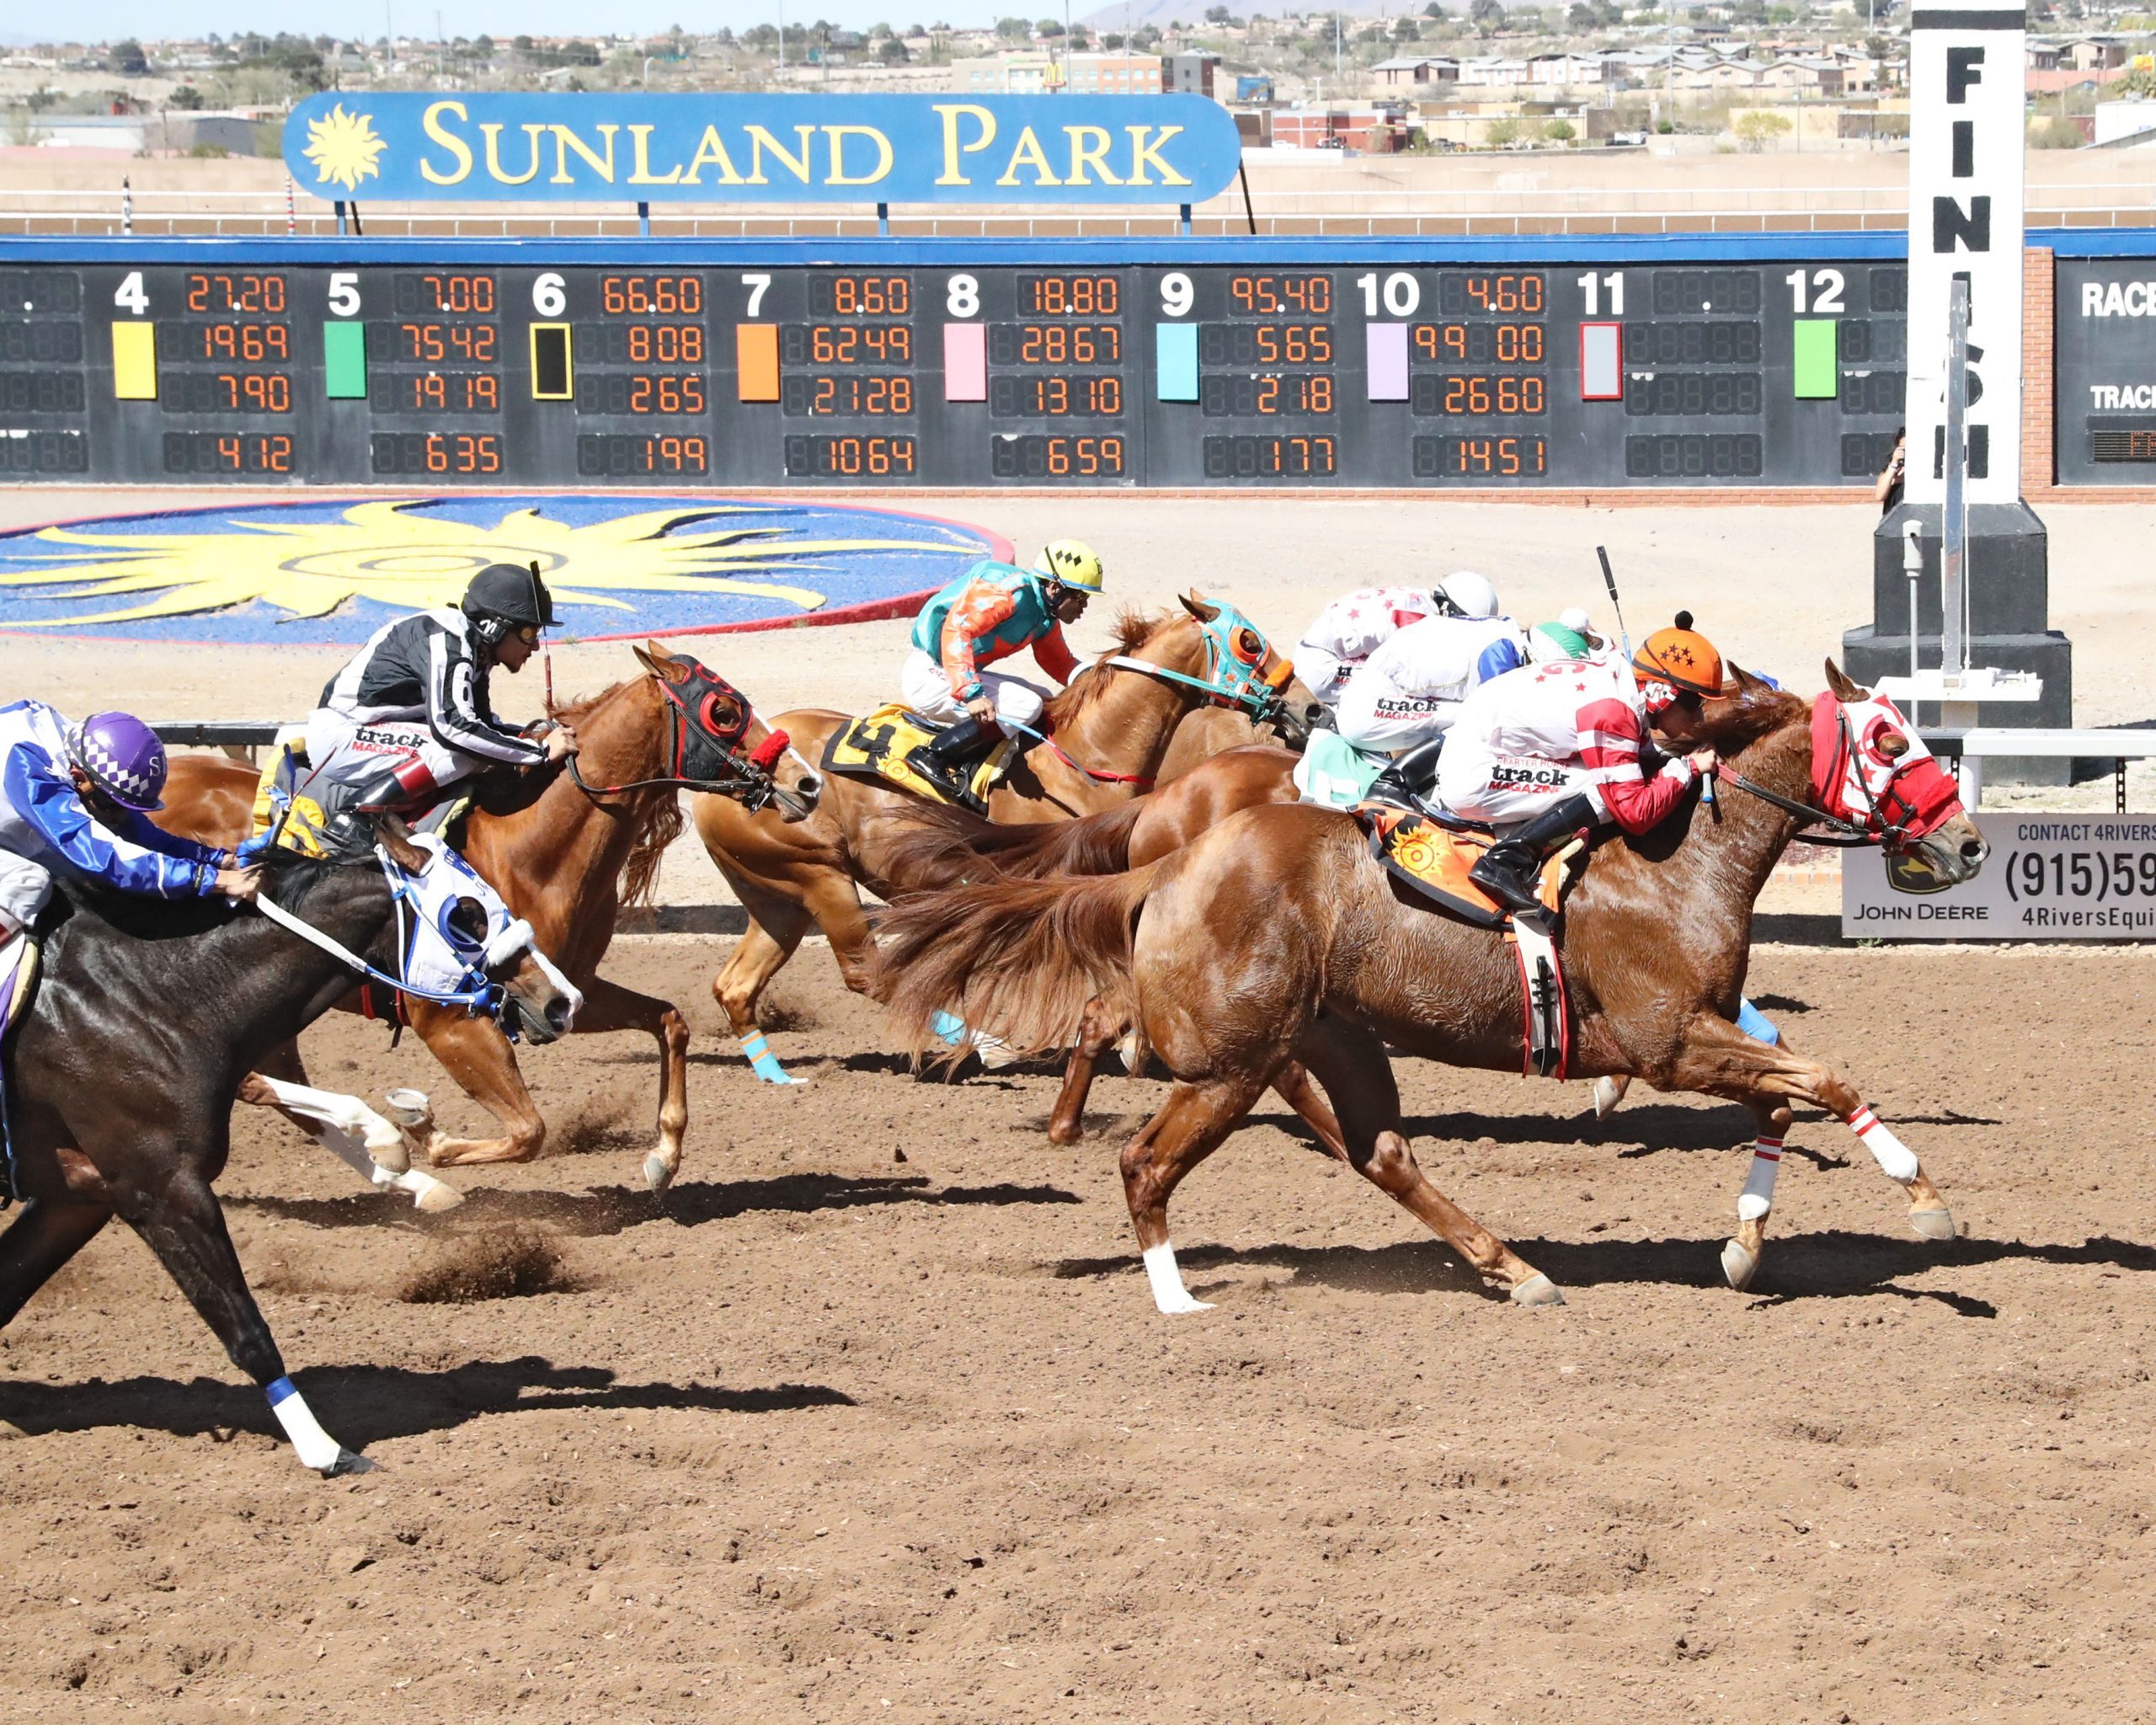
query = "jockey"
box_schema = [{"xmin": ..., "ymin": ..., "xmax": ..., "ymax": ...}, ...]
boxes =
[
  {"xmin": 0, "ymin": 702, "xmax": 259, "ymax": 943},
  {"xmin": 1294, "ymin": 570, "xmax": 1500, "ymax": 708},
  {"xmin": 1438, "ymin": 617, "xmax": 1725, "ymax": 926},
  {"xmin": 1338, "ymin": 596, "xmax": 1529, "ymax": 803},
  {"xmin": 900, "ymin": 539, "xmax": 1104, "ymax": 782},
  {"xmin": 304, "ymin": 563, "xmax": 579, "ymax": 820}
]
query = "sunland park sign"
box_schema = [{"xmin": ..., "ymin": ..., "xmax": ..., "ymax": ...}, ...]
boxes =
[{"xmin": 282, "ymin": 92, "xmax": 1246, "ymax": 205}]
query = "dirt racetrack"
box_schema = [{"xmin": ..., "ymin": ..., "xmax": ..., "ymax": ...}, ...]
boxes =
[{"xmin": 2, "ymin": 933, "xmax": 2151, "ymax": 1723}]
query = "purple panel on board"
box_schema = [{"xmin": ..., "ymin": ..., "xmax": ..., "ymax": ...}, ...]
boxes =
[
  {"xmin": 1365, "ymin": 323, "xmax": 1409, "ymax": 402},
  {"xmin": 943, "ymin": 323, "xmax": 988, "ymax": 403}
]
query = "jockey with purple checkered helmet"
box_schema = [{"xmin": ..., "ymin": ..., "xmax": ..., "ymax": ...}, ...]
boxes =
[{"xmin": 0, "ymin": 702, "xmax": 259, "ymax": 943}]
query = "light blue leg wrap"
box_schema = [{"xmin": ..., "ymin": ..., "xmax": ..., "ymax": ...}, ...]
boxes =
[
  {"xmin": 931, "ymin": 1010, "xmax": 969, "ymax": 1048},
  {"xmin": 739, "ymin": 1029, "xmax": 806, "ymax": 1085},
  {"xmin": 1736, "ymin": 996, "xmax": 1781, "ymax": 1046}
]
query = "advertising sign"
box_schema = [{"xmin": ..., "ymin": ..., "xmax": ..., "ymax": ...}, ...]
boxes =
[
  {"xmin": 1844, "ymin": 811, "xmax": 2156, "ymax": 939},
  {"xmin": 281, "ymin": 93, "xmax": 1246, "ymax": 206}
]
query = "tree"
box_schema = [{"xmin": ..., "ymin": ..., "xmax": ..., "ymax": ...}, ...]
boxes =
[
  {"xmin": 1206, "ymin": 3, "xmax": 1231, "ymax": 18},
  {"xmin": 1036, "ymin": 18, "xmax": 1065, "ymax": 37},
  {"xmin": 879, "ymin": 34, "xmax": 910, "ymax": 60},
  {"xmin": 1103, "ymin": 29, "xmax": 1125, "ymax": 45},
  {"xmin": 1069, "ymin": 24, "xmax": 1090, "ymax": 46},
  {"xmin": 1733, "ymin": 109, "xmax": 1792, "ymax": 150},
  {"xmin": 513, "ymin": 34, "xmax": 534, "ymax": 51},
  {"xmin": 168, "ymin": 83, "xmax": 205, "ymax": 109},
  {"xmin": 997, "ymin": 15, "xmax": 1031, "ymax": 39},
  {"xmin": 1469, "ymin": 0, "xmax": 1507, "ymax": 26},
  {"xmin": 108, "ymin": 38, "xmax": 148, "ymax": 75},
  {"xmin": 1394, "ymin": 16, "xmax": 1421, "ymax": 38},
  {"xmin": 1543, "ymin": 117, "xmax": 1575, "ymax": 141},
  {"xmin": 1485, "ymin": 115, "xmax": 1519, "ymax": 144},
  {"xmin": 1423, "ymin": 2, "xmax": 1444, "ymax": 13}
]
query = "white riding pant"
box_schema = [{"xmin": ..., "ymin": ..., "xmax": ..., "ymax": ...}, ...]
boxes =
[
  {"xmin": 304, "ymin": 713, "xmax": 478, "ymax": 805},
  {"xmin": 0, "ymin": 850, "xmax": 52, "ymax": 937},
  {"xmin": 899, "ymin": 649, "xmax": 1048, "ymax": 735},
  {"xmin": 1294, "ymin": 643, "xmax": 1353, "ymax": 708},
  {"xmin": 1336, "ymin": 676, "xmax": 1467, "ymax": 756},
  {"xmin": 1436, "ymin": 736, "xmax": 1603, "ymax": 829}
]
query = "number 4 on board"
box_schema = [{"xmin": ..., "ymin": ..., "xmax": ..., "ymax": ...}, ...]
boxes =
[{"xmin": 114, "ymin": 271, "xmax": 148, "ymax": 315}]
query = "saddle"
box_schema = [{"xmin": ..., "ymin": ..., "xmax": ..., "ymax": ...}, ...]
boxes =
[
  {"xmin": 1356, "ymin": 804, "xmax": 1579, "ymax": 1080},
  {"xmin": 820, "ymin": 704, "xmax": 1015, "ymax": 815},
  {"xmin": 249, "ymin": 748, "xmax": 472, "ymax": 859}
]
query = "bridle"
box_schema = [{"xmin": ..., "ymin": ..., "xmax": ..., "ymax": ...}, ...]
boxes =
[
  {"xmin": 563, "ymin": 657, "xmax": 800, "ymax": 814},
  {"xmin": 1102, "ymin": 602, "xmax": 1297, "ymax": 727},
  {"xmin": 1712, "ymin": 693, "xmax": 1951, "ymax": 852}
]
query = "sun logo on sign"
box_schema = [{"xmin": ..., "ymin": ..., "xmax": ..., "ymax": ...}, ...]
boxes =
[{"xmin": 302, "ymin": 104, "xmax": 387, "ymax": 192}]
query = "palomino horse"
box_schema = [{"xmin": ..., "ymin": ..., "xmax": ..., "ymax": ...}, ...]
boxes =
[
  {"xmin": 694, "ymin": 594, "xmax": 1316, "ymax": 1083},
  {"xmin": 0, "ymin": 820, "xmax": 577, "ymax": 1474},
  {"xmin": 875, "ymin": 665, "xmax": 1988, "ymax": 1309},
  {"xmin": 158, "ymin": 644, "xmax": 820, "ymax": 1193}
]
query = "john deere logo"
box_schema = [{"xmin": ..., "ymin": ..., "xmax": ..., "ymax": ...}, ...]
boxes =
[{"xmin": 302, "ymin": 103, "xmax": 387, "ymax": 192}]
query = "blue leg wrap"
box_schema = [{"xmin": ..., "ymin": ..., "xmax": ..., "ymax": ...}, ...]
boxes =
[
  {"xmin": 739, "ymin": 1030, "xmax": 806, "ymax": 1086},
  {"xmin": 931, "ymin": 1010, "xmax": 969, "ymax": 1048},
  {"xmin": 1736, "ymin": 996, "xmax": 1782, "ymax": 1046}
]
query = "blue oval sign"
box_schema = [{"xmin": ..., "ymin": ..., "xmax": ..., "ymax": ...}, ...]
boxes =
[{"xmin": 283, "ymin": 93, "xmax": 1244, "ymax": 206}]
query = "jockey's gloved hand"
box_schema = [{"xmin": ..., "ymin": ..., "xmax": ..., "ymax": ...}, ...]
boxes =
[{"xmin": 232, "ymin": 828, "xmax": 280, "ymax": 867}]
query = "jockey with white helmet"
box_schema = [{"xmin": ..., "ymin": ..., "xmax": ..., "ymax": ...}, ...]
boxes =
[
  {"xmin": 0, "ymin": 704, "xmax": 260, "ymax": 942},
  {"xmin": 1294, "ymin": 571, "xmax": 1499, "ymax": 710},
  {"xmin": 1438, "ymin": 615, "xmax": 1725, "ymax": 927},
  {"xmin": 1336, "ymin": 590, "xmax": 1524, "ymax": 803}
]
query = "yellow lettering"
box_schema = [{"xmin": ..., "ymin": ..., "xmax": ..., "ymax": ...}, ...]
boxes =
[
  {"xmin": 995, "ymin": 126, "xmax": 1063, "ymax": 188},
  {"xmin": 745, "ymin": 123, "xmax": 815, "ymax": 185},
  {"xmin": 1125, "ymin": 125, "xmax": 1189, "ymax": 188},
  {"xmin": 419, "ymin": 99, "xmax": 472, "ymax": 186},
  {"xmin": 825, "ymin": 125, "xmax": 894, "ymax": 187},
  {"xmin": 549, "ymin": 123, "xmax": 619, "ymax": 184},
  {"xmin": 1064, "ymin": 125, "xmax": 1122, "ymax": 187},
  {"xmin": 627, "ymin": 124, "xmax": 683, "ymax": 185},
  {"xmin": 479, "ymin": 121, "xmax": 545, "ymax": 186},
  {"xmin": 934, "ymin": 103, "xmax": 997, "ymax": 185},
  {"xmin": 680, "ymin": 126, "xmax": 747, "ymax": 186}
]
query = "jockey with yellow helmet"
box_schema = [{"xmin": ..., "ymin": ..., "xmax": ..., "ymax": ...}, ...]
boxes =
[
  {"xmin": 899, "ymin": 539, "xmax": 1105, "ymax": 783},
  {"xmin": 1438, "ymin": 614, "xmax": 1725, "ymax": 927}
]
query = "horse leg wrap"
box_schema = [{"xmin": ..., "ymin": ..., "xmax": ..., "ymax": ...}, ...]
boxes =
[
  {"xmin": 1737, "ymin": 1136, "xmax": 1783, "ymax": 1222},
  {"xmin": 1848, "ymin": 1103, "xmax": 1919, "ymax": 1184},
  {"xmin": 265, "ymin": 1376, "xmax": 347, "ymax": 1473},
  {"xmin": 739, "ymin": 1030, "xmax": 805, "ymax": 1087},
  {"xmin": 1141, "ymin": 1242, "xmax": 1213, "ymax": 1316},
  {"xmin": 931, "ymin": 1010, "xmax": 969, "ymax": 1048},
  {"xmin": 1735, "ymin": 997, "xmax": 1782, "ymax": 1046}
]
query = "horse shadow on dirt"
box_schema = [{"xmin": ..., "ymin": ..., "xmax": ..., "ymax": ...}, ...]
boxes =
[
  {"xmin": 0, "ymin": 1355, "xmax": 852, "ymax": 1448},
  {"xmin": 230, "ymin": 1171, "xmax": 1082, "ymax": 1240},
  {"xmin": 1050, "ymin": 1231, "xmax": 2156, "ymax": 1316}
]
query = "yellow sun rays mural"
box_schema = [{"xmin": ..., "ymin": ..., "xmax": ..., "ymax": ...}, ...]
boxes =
[
  {"xmin": 302, "ymin": 104, "xmax": 387, "ymax": 193},
  {"xmin": 0, "ymin": 499, "xmax": 996, "ymax": 643}
]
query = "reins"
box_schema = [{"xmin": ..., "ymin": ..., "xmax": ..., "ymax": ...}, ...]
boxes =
[
  {"xmin": 254, "ymin": 867, "xmax": 504, "ymax": 1017},
  {"xmin": 1004, "ymin": 717, "xmax": 1157, "ymax": 788},
  {"xmin": 1711, "ymin": 700, "xmax": 1915, "ymax": 849}
]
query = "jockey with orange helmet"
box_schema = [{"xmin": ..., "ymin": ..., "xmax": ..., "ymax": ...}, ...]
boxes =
[{"xmin": 1438, "ymin": 613, "xmax": 1724, "ymax": 926}]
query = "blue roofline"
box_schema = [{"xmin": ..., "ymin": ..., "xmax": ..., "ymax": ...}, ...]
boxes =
[{"xmin": 0, "ymin": 227, "xmax": 2145, "ymax": 265}]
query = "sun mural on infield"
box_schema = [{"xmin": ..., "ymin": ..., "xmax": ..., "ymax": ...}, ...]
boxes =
[
  {"xmin": 301, "ymin": 103, "xmax": 387, "ymax": 193},
  {"xmin": 0, "ymin": 499, "xmax": 990, "ymax": 638}
]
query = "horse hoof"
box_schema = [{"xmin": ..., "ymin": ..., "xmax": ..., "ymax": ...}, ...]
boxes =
[
  {"xmin": 1509, "ymin": 1273, "xmax": 1565, "ymax": 1307},
  {"xmin": 1155, "ymin": 1295, "xmax": 1214, "ymax": 1316},
  {"xmin": 1593, "ymin": 1076, "xmax": 1627, "ymax": 1119},
  {"xmin": 323, "ymin": 1449, "xmax": 375, "ymax": 1478},
  {"xmin": 643, "ymin": 1152, "xmax": 677, "ymax": 1196},
  {"xmin": 410, "ymin": 1177, "xmax": 462, "ymax": 1214},
  {"xmin": 1910, "ymin": 1205, "xmax": 1956, "ymax": 1242},
  {"xmin": 1721, "ymin": 1239, "xmax": 1758, "ymax": 1290}
]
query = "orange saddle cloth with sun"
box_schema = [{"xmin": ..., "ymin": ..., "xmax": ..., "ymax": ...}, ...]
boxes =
[{"xmin": 1355, "ymin": 805, "xmax": 1566, "ymax": 928}]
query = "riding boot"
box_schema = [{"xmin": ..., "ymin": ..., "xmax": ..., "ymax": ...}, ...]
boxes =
[
  {"xmin": 1370, "ymin": 735, "xmax": 1448, "ymax": 809},
  {"xmin": 1468, "ymin": 793, "xmax": 1598, "ymax": 925},
  {"xmin": 925, "ymin": 713, "xmax": 1000, "ymax": 772}
]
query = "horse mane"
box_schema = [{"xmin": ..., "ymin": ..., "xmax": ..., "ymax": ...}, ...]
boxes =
[
  {"xmin": 1045, "ymin": 608, "xmax": 1182, "ymax": 727},
  {"xmin": 55, "ymin": 845, "xmax": 348, "ymax": 943},
  {"xmin": 537, "ymin": 675, "xmax": 686, "ymax": 910},
  {"xmin": 1700, "ymin": 675, "xmax": 1809, "ymax": 761}
]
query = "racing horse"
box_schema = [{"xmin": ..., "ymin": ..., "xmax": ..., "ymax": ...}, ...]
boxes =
[
  {"xmin": 0, "ymin": 820, "xmax": 576, "ymax": 1475},
  {"xmin": 694, "ymin": 594, "xmax": 1317, "ymax": 1083},
  {"xmin": 875, "ymin": 664, "xmax": 1988, "ymax": 1307},
  {"xmin": 157, "ymin": 644, "xmax": 820, "ymax": 1193}
]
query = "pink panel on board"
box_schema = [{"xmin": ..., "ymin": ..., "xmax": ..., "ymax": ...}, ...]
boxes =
[{"xmin": 943, "ymin": 323, "xmax": 988, "ymax": 402}]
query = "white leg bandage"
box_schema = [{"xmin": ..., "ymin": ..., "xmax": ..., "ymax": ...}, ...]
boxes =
[
  {"xmin": 254, "ymin": 1076, "xmax": 404, "ymax": 1172},
  {"xmin": 1848, "ymin": 1103, "xmax": 1919, "ymax": 1184},
  {"xmin": 265, "ymin": 1376, "xmax": 346, "ymax": 1472},
  {"xmin": 1737, "ymin": 1135, "xmax": 1783, "ymax": 1222},
  {"xmin": 1141, "ymin": 1242, "xmax": 1212, "ymax": 1316}
]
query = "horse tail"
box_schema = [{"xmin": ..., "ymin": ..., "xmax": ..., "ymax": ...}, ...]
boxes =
[
  {"xmin": 875, "ymin": 856, "xmax": 1173, "ymax": 1067},
  {"xmin": 622, "ymin": 788, "xmax": 686, "ymax": 909},
  {"xmin": 883, "ymin": 799, "xmax": 1148, "ymax": 887}
]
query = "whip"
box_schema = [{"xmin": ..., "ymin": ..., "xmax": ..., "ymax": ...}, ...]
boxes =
[
  {"xmin": 531, "ymin": 558, "xmax": 555, "ymax": 716},
  {"xmin": 1595, "ymin": 545, "xmax": 1633, "ymax": 665}
]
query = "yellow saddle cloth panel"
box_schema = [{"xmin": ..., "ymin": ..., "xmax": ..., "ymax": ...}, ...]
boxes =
[{"xmin": 823, "ymin": 705, "xmax": 1014, "ymax": 809}]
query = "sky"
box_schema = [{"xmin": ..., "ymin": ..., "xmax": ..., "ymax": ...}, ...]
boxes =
[{"xmin": 23, "ymin": 1, "xmax": 1032, "ymax": 44}]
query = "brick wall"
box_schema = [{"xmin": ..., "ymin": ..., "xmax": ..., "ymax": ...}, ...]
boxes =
[{"xmin": 2022, "ymin": 244, "xmax": 2055, "ymax": 495}]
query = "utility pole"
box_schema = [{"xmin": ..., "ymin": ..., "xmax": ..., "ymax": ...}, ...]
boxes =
[
  {"xmin": 779, "ymin": 0, "xmax": 786, "ymax": 71},
  {"xmin": 1336, "ymin": 8, "xmax": 1342, "ymax": 78}
]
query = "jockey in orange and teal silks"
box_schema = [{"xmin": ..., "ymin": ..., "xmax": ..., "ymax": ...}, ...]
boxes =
[{"xmin": 899, "ymin": 540, "xmax": 1106, "ymax": 776}]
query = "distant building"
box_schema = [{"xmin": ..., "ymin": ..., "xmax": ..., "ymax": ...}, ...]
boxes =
[
  {"xmin": 2094, "ymin": 97, "xmax": 2156, "ymax": 146},
  {"xmin": 1273, "ymin": 105, "xmax": 1407, "ymax": 152},
  {"xmin": 1372, "ymin": 56, "xmax": 1459, "ymax": 89},
  {"xmin": 1161, "ymin": 52, "xmax": 1220, "ymax": 97},
  {"xmin": 949, "ymin": 49, "xmax": 1159, "ymax": 93}
]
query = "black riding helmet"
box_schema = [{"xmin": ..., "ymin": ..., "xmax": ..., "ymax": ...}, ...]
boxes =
[{"xmin": 462, "ymin": 562, "xmax": 558, "ymax": 648}]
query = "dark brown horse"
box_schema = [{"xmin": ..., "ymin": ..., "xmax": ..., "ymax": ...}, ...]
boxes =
[
  {"xmin": 157, "ymin": 644, "xmax": 820, "ymax": 1193},
  {"xmin": 876, "ymin": 665, "xmax": 1988, "ymax": 1309},
  {"xmin": 693, "ymin": 595, "xmax": 1316, "ymax": 1083}
]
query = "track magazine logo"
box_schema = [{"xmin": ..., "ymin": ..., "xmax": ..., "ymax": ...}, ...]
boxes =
[{"xmin": 0, "ymin": 496, "xmax": 1006, "ymax": 645}]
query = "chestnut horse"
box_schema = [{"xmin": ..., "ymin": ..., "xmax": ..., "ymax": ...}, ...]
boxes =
[
  {"xmin": 157, "ymin": 644, "xmax": 821, "ymax": 1193},
  {"xmin": 694, "ymin": 595, "xmax": 1316, "ymax": 1084},
  {"xmin": 876, "ymin": 665, "xmax": 1988, "ymax": 1309}
]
